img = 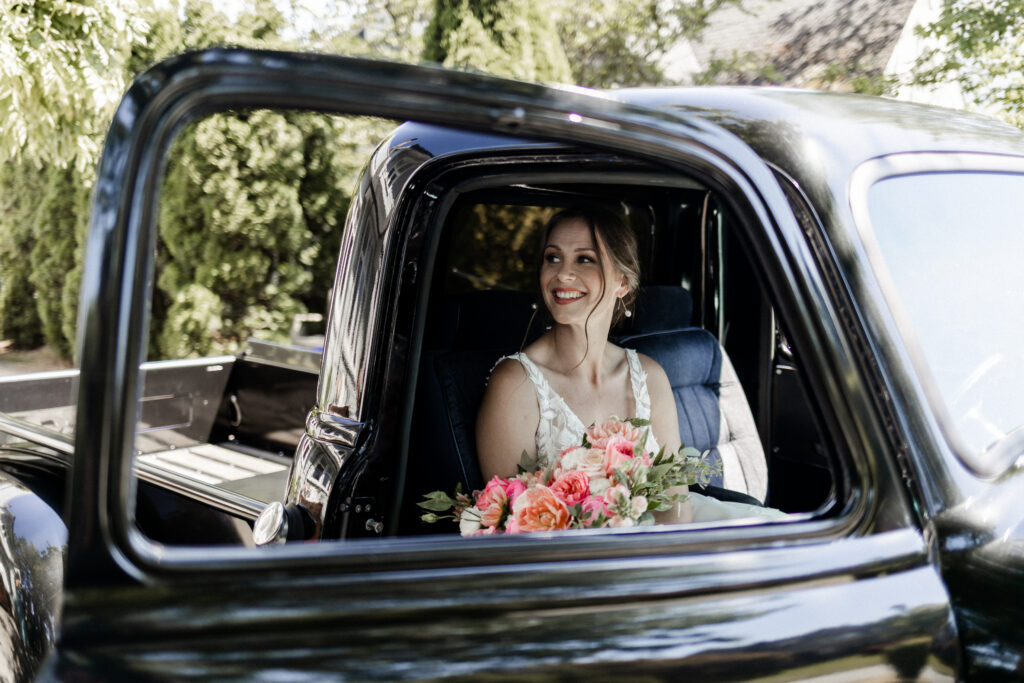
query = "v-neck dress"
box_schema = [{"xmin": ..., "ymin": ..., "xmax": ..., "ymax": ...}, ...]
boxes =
[
  {"xmin": 497, "ymin": 350, "xmax": 787, "ymax": 523},
  {"xmin": 504, "ymin": 349, "xmax": 656, "ymax": 468}
]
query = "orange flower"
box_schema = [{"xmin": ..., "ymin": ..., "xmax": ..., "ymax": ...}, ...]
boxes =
[{"xmin": 511, "ymin": 486, "xmax": 571, "ymax": 532}]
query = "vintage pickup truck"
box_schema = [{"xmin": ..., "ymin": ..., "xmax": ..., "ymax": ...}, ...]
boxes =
[{"xmin": 1, "ymin": 47, "xmax": 1023, "ymax": 680}]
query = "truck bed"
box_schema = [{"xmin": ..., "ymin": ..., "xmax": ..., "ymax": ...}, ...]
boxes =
[{"xmin": 0, "ymin": 343, "xmax": 319, "ymax": 533}]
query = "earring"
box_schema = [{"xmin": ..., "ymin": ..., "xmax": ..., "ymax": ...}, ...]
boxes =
[
  {"xmin": 531, "ymin": 302, "xmax": 538, "ymax": 310},
  {"xmin": 624, "ymin": 308, "xmax": 632, "ymax": 318}
]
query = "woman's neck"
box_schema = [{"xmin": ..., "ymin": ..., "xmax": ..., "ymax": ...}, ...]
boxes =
[{"xmin": 546, "ymin": 321, "xmax": 615, "ymax": 385}]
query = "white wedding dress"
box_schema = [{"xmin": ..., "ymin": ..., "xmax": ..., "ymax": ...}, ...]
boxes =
[{"xmin": 502, "ymin": 350, "xmax": 786, "ymax": 523}]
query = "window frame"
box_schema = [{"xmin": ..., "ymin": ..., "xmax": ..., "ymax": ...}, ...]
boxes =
[{"xmin": 72, "ymin": 49, "xmax": 897, "ymax": 583}]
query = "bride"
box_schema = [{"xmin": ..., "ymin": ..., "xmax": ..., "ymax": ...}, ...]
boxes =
[{"xmin": 476, "ymin": 206, "xmax": 784, "ymax": 524}]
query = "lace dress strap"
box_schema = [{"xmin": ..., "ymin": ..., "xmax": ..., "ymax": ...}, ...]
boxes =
[
  {"xmin": 624, "ymin": 348, "xmax": 651, "ymax": 420},
  {"xmin": 497, "ymin": 352, "xmax": 585, "ymax": 467}
]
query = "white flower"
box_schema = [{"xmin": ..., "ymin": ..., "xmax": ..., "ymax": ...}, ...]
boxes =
[
  {"xmin": 629, "ymin": 495, "xmax": 648, "ymax": 519},
  {"xmin": 557, "ymin": 446, "xmax": 588, "ymax": 471},
  {"xmin": 589, "ymin": 476, "xmax": 612, "ymax": 496},
  {"xmin": 560, "ymin": 447, "xmax": 606, "ymax": 479},
  {"xmin": 605, "ymin": 484, "xmax": 630, "ymax": 507},
  {"xmin": 459, "ymin": 506, "xmax": 483, "ymax": 536},
  {"xmin": 609, "ymin": 516, "xmax": 635, "ymax": 528}
]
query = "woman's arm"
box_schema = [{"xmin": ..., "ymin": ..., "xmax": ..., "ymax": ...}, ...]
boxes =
[
  {"xmin": 476, "ymin": 359, "xmax": 540, "ymax": 481},
  {"xmin": 638, "ymin": 354, "xmax": 692, "ymax": 524},
  {"xmin": 639, "ymin": 354, "xmax": 681, "ymax": 452}
]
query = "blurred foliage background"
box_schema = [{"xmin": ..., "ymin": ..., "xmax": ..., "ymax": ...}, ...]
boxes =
[{"xmin": 0, "ymin": 0, "xmax": 1015, "ymax": 360}]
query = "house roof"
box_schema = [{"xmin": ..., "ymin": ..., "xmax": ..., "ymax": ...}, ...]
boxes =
[{"xmin": 686, "ymin": 0, "xmax": 917, "ymax": 87}]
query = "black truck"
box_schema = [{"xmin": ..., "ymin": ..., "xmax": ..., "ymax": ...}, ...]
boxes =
[{"xmin": 1, "ymin": 48, "xmax": 1023, "ymax": 680}]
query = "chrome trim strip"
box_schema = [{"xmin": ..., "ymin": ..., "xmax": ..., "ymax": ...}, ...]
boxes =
[
  {"xmin": 0, "ymin": 368, "xmax": 78, "ymax": 383},
  {"xmin": 0, "ymin": 413, "xmax": 74, "ymax": 455},
  {"xmin": 135, "ymin": 461, "xmax": 268, "ymax": 520}
]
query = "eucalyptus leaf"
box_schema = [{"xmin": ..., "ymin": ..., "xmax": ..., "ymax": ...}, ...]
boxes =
[{"xmin": 417, "ymin": 491, "xmax": 456, "ymax": 511}]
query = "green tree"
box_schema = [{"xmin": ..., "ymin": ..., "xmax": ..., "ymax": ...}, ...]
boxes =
[
  {"xmin": 157, "ymin": 110, "xmax": 314, "ymax": 356},
  {"xmin": 424, "ymin": 0, "xmax": 571, "ymax": 81},
  {"xmin": 0, "ymin": 162, "xmax": 43, "ymax": 348},
  {"xmin": 0, "ymin": 0, "xmax": 147, "ymax": 171},
  {"xmin": 555, "ymin": 0, "xmax": 741, "ymax": 88},
  {"xmin": 147, "ymin": 0, "xmax": 378, "ymax": 358},
  {"xmin": 293, "ymin": 0, "xmax": 434, "ymax": 61},
  {"xmin": 0, "ymin": 0, "xmax": 147, "ymax": 352},
  {"xmin": 911, "ymin": 0, "xmax": 1024, "ymax": 125}
]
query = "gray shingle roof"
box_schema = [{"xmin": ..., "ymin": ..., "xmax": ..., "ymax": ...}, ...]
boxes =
[{"xmin": 688, "ymin": 0, "xmax": 917, "ymax": 86}]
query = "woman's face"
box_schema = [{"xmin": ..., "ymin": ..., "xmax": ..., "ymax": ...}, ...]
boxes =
[{"xmin": 540, "ymin": 217, "xmax": 627, "ymax": 329}]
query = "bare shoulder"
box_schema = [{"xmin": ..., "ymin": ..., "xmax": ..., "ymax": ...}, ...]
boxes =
[
  {"xmin": 636, "ymin": 352, "xmax": 672, "ymax": 392},
  {"xmin": 478, "ymin": 355, "xmax": 537, "ymax": 428},
  {"xmin": 633, "ymin": 351, "xmax": 681, "ymax": 450},
  {"xmin": 485, "ymin": 356, "xmax": 532, "ymax": 398},
  {"xmin": 477, "ymin": 355, "xmax": 539, "ymax": 478}
]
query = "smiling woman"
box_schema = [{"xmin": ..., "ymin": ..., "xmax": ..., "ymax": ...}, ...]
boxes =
[
  {"xmin": 477, "ymin": 206, "xmax": 650, "ymax": 480},
  {"xmin": 397, "ymin": 151, "xmax": 826, "ymax": 539}
]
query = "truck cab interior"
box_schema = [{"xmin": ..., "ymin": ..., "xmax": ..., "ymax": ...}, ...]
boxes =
[{"xmin": 397, "ymin": 146, "xmax": 838, "ymax": 535}]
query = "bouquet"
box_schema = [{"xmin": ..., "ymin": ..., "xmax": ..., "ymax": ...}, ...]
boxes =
[{"xmin": 419, "ymin": 417, "xmax": 720, "ymax": 536}]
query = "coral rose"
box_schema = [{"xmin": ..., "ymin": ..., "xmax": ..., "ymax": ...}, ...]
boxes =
[
  {"xmin": 511, "ymin": 486, "xmax": 571, "ymax": 532},
  {"xmin": 477, "ymin": 477, "xmax": 509, "ymax": 510},
  {"xmin": 586, "ymin": 418, "xmax": 645, "ymax": 450},
  {"xmin": 550, "ymin": 470, "xmax": 590, "ymax": 506}
]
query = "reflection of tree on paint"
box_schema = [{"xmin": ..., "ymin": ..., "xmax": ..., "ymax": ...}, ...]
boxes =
[{"xmin": 0, "ymin": 487, "xmax": 67, "ymax": 680}]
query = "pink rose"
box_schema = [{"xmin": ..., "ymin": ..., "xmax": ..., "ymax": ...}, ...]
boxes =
[
  {"xmin": 477, "ymin": 477, "xmax": 509, "ymax": 508},
  {"xmin": 505, "ymin": 478, "xmax": 527, "ymax": 505},
  {"xmin": 586, "ymin": 418, "xmax": 645, "ymax": 450},
  {"xmin": 476, "ymin": 477, "xmax": 510, "ymax": 528},
  {"xmin": 605, "ymin": 484, "xmax": 631, "ymax": 508},
  {"xmin": 511, "ymin": 486, "xmax": 571, "ymax": 532},
  {"xmin": 603, "ymin": 435, "xmax": 637, "ymax": 474},
  {"xmin": 550, "ymin": 470, "xmax": 590, "ymax": 506},
  {"xmin": 579, "ymin": 495, "xmax": 610, "ymax": 525},
  {"xmin": 479, "ymin": 494, "xmax": 506, "ymax": 528}
]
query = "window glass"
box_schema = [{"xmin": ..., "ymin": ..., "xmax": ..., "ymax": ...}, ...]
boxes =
[
  {"xmin": 135, "ymin": 109, "xmax": 392, "ymax": 545},
  {"xmin": 131, "ymin": 114, "xmax": 814, "ymax": 550},
  {"xmin": 867, "ymin": 172, "xmax": 1024, "ymax": 459}
]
